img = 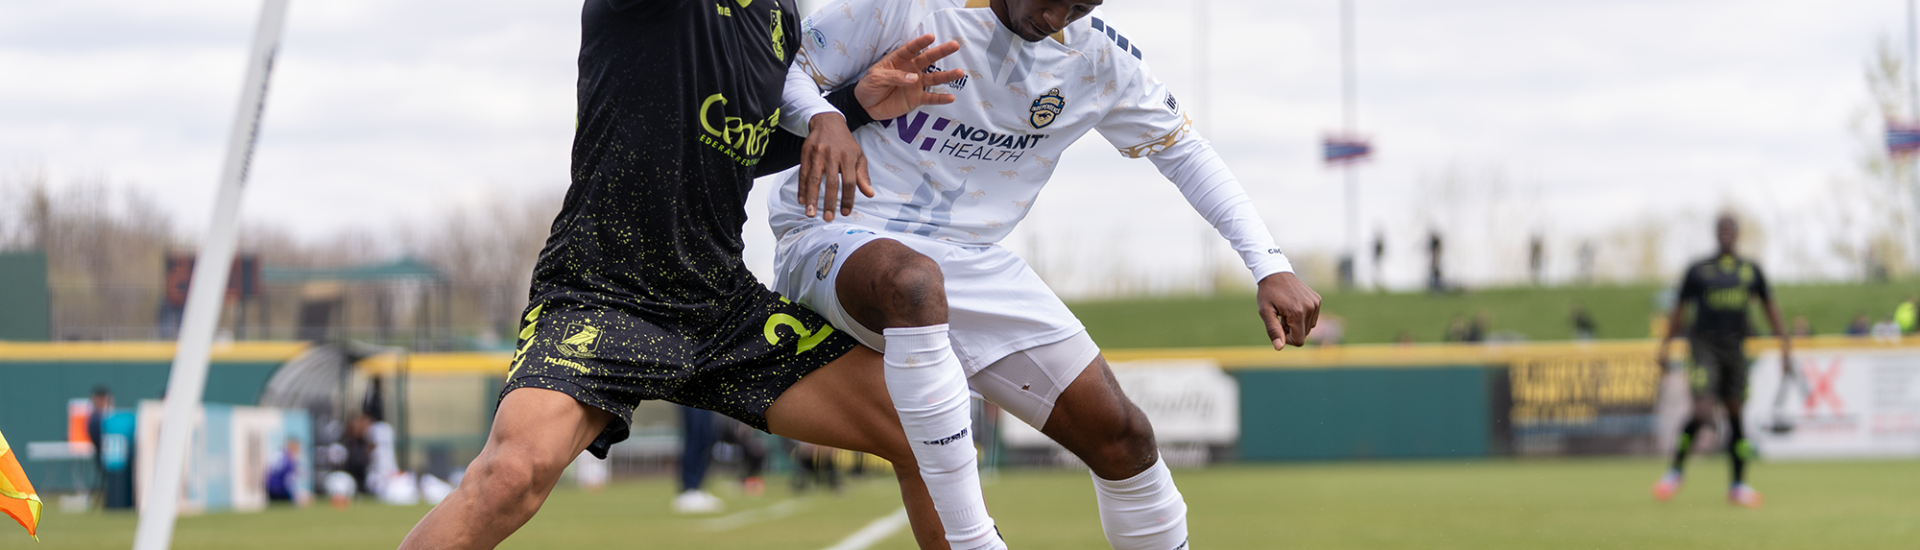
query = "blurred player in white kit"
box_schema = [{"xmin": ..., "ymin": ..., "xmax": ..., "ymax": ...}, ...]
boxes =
[{"xmin": 775, "ymin": 1, "xmax": 1323, "ymax": 548}]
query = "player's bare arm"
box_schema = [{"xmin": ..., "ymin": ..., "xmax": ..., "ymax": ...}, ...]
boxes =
[
  {"xmin": 1656, "ymin": 299, "xmax": 1686, "ymax": 366},
  {"xmin": 1258, "ymin": 272, "xmax": 1321, "ymax": 350},
  {"xmin": 1760, "ymin": 294, "xmax": 1792, "ymax": 374},
  {"xmin": 798, "ymin": 34, "xmax": 965, "ymax": 220}
]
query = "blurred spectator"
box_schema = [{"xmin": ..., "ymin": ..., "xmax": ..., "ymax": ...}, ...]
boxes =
[
  {"xmin": 1309, "ymin": 315, "xmax": 1345, "ymax": 346},
  {"xmin": 1847, "ymin": 313, "xmax": 1872, "ymax": 337},
  {"xmin": 716, "ymin": 417, "xmax": 768, "ymax": 496},
  {"xmin": 1427, "ymin": 232, "xmax": 1446, "ymax": 293},
  {"xmin": 267, "ymin": 439, "xmax": 310, "ymax": 506},
  {"xmin": 787, "ymin": 440, "xmax": 842, "ymax": 494},
  {"xmin": 1872, "ymin": 316, "xmax": 1902, "ymax": 343},
  {"xmin": 575, "ymin": 450, "xmax": 611, "ymax": 493},
  {"xmin": 673, "ymin": 406, "xmax": 723, "ymax": 513},
  {"xmin": 1897, "ymin": 295, "xmax": 1917, "ymax": 334},
  {"xmin": 1444, "ymin": 315, "xmax": 1471, "ymax": 342},
  {"xmin": 86, "ymin": 386, "xmax": 112, "ymax": 447},
  {"xmin": 340, "ymin": 415, "xmax": 373, "ymax": 496},
  {"xmin": 1790, "ymin": 315, "xmax": 1813, "ymax": 338},
  {"xmin": 1570, "ymin": 304, "xmax": 1597, "ymax": 340},
  {"xmin": 1466, "ymin": 311, "xmax": 1491, "ymax": 343},
  {"xmin": 365, "ymin": 416, "xmax": 401, "ymax": 499},
  {"xmin": 87, "ymin": 386, "xmax": 112, "ymax": 504},
  {"xmin": 1529, "ymin": 236, "xmax": 1545, "ymax": 286}
]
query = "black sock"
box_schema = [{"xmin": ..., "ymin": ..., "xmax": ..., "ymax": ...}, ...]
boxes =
[
  {"xmin": 1670, "ymin": 420, "xmax": 1701, "ymax": 473},
  {"xmin": 1729, "ymin": 420, "xmax": 1750, "ymax": 486}
]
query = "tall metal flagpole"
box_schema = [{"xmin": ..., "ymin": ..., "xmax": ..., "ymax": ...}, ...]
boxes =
[
  {"xmin": 1195, "ymin": 0, "xmax": 1217, "ymax": 292},
  {"xmin": 1910, "ymin": 0, "xmax": 1919, "ymax": 265},
  {"xmin": 132, "ymin": 2, "xmax": 288, "ymax": 549},
  {"xmin": 1341, "ymin": 0, "xmax": 1359, "ymax": 287}
]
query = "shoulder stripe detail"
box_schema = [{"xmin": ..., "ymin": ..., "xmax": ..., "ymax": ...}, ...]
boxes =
[{"xmin": 1088, "ymin": 17, "xmax": 1143, "ymax": 59}]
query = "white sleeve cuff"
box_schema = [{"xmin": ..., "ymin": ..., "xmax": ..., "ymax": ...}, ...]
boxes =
[{"xmin": 780, "ymin": 61, "xmax": 840, "ymax": 137}]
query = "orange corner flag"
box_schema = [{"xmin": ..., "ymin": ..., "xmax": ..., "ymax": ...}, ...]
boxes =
[{"xmin": 0, "ymin": 430, "xmax": 42, "ymax": 541}]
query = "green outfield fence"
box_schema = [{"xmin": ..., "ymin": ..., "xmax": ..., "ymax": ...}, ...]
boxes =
[{"xmin": 4, "ymin": 336, "xmax": 1915, "ymax": 495}]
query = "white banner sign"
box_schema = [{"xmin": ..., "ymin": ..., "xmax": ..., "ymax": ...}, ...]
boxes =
[
  {"xmin": 1747, "ymin": 349, "xmax": 1920, "ymax": 459},
  {"xmin": 135, "ymin": 401, "xmax": 313, "ymax": 514},
  {"xmin": 1001, "ymin": 361, "xmax": 1239, "ymax": 448}
]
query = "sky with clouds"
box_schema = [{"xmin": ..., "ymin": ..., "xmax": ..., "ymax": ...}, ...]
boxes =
[{"xmin": 2, "ymin": 0, "xmax": 1911, "ymax": 297}]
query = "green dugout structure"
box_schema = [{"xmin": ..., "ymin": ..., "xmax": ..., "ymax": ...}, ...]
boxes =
[{"xmin": 0, "ymin": 251, "xmax": 51, "ymax": 341}]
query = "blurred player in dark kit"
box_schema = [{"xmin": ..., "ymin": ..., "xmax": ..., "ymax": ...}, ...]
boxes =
[{"xmin": 1653, "ymin": 214, "xmax": 1790, "ymax": 508}]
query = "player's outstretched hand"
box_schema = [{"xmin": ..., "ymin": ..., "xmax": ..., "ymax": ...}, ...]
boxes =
[
  {"xmin": 799, "ymin": 112, "xmax": 871, "ymax": 220},
  {"xmin": 857, "ymin": 34, "xmax": 966, "ymax": 121},
  {"xmin": 1257, "ymin": 272, "xmax": 1321, "ymax": 350}
]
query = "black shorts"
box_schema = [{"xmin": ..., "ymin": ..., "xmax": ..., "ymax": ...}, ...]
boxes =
[
  {"xmin": 500, "ymin": 289, "xmax": 859, "ymax": 458},
  {"xmin": 1687, "ymin": 332, "xmax": 1749, "ymax": 403}
]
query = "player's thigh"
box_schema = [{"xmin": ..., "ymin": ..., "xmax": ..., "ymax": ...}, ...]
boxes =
[
  {"xmin": 764, "ymin": 345, "xmax": 911, "ymax": 462},
  {"xmin": 981, "ymin": 344, "xmax": 1159, "ymax": 477},
  {"xmin": 930, "ymin": 240, "xmax": 1086, "ymax": 372},
  {"xmin": 971, "ymin": 330, "xmax": 1101, "ymax": 432}
]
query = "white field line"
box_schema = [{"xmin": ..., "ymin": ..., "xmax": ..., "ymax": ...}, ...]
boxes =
[
  {"xmin": 820, "ymin": 507, "xmax": 911, "ymax": 550},
  {"xmin": 701, "ymin": 498, "xmax": 809, "ymax": 531}
]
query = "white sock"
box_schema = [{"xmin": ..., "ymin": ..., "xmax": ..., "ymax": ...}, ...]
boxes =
[
  {"xmin": 1093, "ymin": 457, "xmax": 1189, "ymax": 550},
  {"xmin": 883, "ymin": 325, "xmax": 1002, "ymax": 550}
]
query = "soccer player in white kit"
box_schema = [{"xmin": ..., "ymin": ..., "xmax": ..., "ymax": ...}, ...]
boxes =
[{"xmin": 774, "ymin": 0, "xmax": 1323, "ymax": 549}]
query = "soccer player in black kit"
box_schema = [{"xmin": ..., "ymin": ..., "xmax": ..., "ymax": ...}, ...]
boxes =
[
  {"xmin": 1652, "ymin": 214, "xmax": 1792, "ymax": 508},
  {"xmin": 396, "ymin": 1, "xmax": 971, "ymax": 548}
]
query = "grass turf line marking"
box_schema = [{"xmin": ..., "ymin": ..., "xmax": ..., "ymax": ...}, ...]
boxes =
[
  {"xmin": 701, "ymin": 498, "xmax": 810, "ymax": 531},
  {"xmin": 820, "ymin": 507, "xmax": 910, "ymax": 550}
]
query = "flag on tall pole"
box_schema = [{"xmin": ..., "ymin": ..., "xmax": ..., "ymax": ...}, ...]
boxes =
[
  {"xmin": 1323, "ymin": 134, "xmax": 1373, "ymax": 166},
  {"xmin": 1889, "ymin": 120, "xmax": 1920, "ymax": 158},
  {"xmin": 0, "ymin": 430, "xmax": 42, "ymax": 541}
]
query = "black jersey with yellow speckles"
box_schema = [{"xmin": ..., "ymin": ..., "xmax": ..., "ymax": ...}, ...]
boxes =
[
  {"xmin": 533, "ymin": 0, "xmax": 803, "ymax": 317},
  {"xmin": 1676, "ymin": 254, "xmax": 1771, "ymax": 337}
]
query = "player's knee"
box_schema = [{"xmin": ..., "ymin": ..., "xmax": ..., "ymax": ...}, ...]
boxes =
[
  {"xmin": 885, "ymin": 253, "xmax": 943, "ymax": 304},
  {"xmin": 467, "ymin": 447, "xmax": 556, "ymax": 517},
  {"xmin": 873, "ymin": 250, "xmax": 944, "ymax": 326},
  {"xmin": 1088, "ymin": 408, "xmax": 1159, "ymax": 479}
]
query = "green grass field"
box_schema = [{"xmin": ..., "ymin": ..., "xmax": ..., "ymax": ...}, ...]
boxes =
[
  {"xmin": 1070, "ymin": 281, "xmax": 1920, "ymax": 347},
  {"xmin": 11, "ymin": 459, "xmax": 1915, "ymax": 549}
]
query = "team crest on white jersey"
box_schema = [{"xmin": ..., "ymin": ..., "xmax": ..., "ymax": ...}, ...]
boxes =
[
  {"xmin": 1029, "ymin": 88, "xmax": 1065, "ymax": 129},
  {"xmin": 815, "ymin": 243, "xmax": 839, "ymax": 280}
]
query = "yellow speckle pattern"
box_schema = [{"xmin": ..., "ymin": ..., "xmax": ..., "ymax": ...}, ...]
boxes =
[{"xmin": 501, "ymin": 0, "xmax": 853, "ymax": 460}]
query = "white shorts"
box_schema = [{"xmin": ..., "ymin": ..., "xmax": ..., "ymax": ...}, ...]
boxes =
[{"xmin": 773, "ymin": 223, "xmax": 1097, "ymax": 428}]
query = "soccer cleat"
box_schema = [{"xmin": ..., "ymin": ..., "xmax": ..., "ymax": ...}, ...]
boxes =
[
  {"xmin": 671, "ymin": 489, "xmax": 724, "ymax": 514},
  {"xmin": 1651, "ymin": 471, "xmax": 1682, "ymax": 502},
  {"xmin": 1728, "ymin": 484, "xmax": 1763, "ymax": 508}
]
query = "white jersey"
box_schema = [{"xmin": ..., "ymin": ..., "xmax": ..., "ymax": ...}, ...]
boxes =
[
  {"xmin": 778, "ymin": 0, "xmax": 1293, "ymax": 281},
  {"xmin": 776, "ymin": 0, "xmax": 1186, "ymax": 241}
]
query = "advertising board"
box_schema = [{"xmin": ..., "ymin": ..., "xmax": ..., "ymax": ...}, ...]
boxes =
[
  {"xmin": 1747, "ymin": 349, "xmax": 1920, "ymax": 459},
  {"xmin": 134, "ymin": 401, "xmax": 312, "ymax": 513},
  {"xmin": 1000, "ymin": 361, "xmax": 1238, "ymax": 449},
  {"xmin": 1508, "ymin": 354, "xmax": 1663, "ymax": 456}
]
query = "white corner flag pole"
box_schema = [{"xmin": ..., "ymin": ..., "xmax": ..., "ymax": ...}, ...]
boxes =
[{"xmin": 132, "ymin": 1, "xmax": 289, "ymax": 549}]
